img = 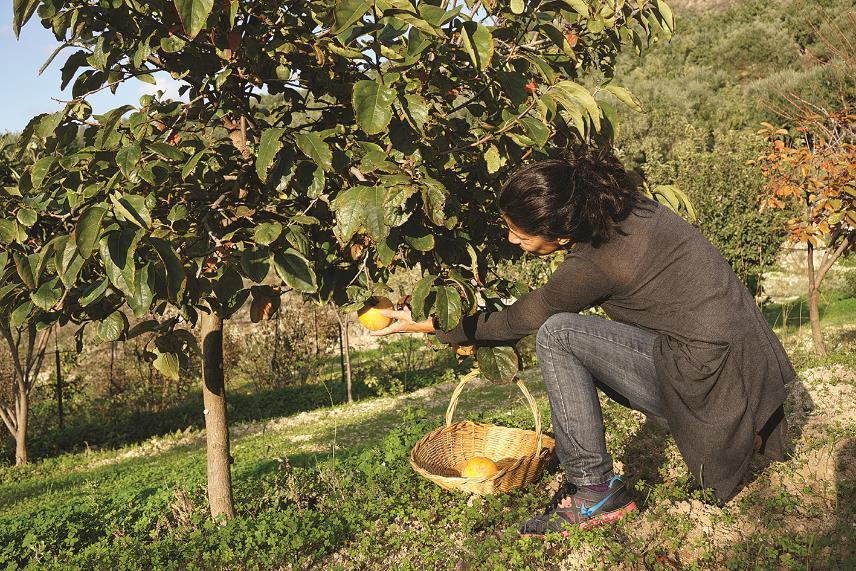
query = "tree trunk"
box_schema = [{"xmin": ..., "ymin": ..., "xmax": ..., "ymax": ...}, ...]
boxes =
[
  {"xmin": 343, "ymin": 314, "xmax": 353, "ymax": 403},
  {"xmin": 334, "ymin": 310, "xmax": 353, "ymax": 402},
  {"xmin": 200, "ymin": 312, "xmax": 237, "ymax": 522},
  {"xmin": 806, "ymin": 242, "xmax": 827, "ymax": 356},
  {"xmin": 14, "ymin": 391, "xmax": 28, "ymax": 466},
  {"xmin": 337, "ymin": 312, "xmax": 345, "ymax": 384},
  {"xmin": 55, "ymin": 347, "xmax": 64, "ymax": 429}
]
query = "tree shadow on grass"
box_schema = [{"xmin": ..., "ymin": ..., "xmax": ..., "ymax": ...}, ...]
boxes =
[{"xmin": 12, "ymin": 362, "xmax": 458, "ymax": 463}]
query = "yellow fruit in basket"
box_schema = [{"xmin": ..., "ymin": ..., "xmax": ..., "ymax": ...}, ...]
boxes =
[
  {"xmin": 461, "ymin": 456, "xmax": 498, "ymax": 479},
  {"xmin": 357, "ymin": 296, "xmax": 394, "ymax": 331}
]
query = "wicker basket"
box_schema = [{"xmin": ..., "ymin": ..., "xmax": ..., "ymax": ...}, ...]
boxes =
[{"xmin": 410, "ymin": 370, "xmax": 555, "ymax": 495}]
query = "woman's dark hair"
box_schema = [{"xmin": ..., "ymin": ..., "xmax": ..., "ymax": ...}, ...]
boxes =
[{"xmin": 497, "ymin": 146, "xmax": 645, "ymax": 247}]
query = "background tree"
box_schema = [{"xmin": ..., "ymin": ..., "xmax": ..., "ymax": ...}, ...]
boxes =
[
  {"xmin": 0, "ymin": 135, "xmax": 55, "ymax": 466},
  {"xmin": 8, "ymin": 0, "xmax": 675, "ymax": 518},
  {"xmin": 755, "ymin": 13, "xmax": 855, "ymax": 356},
  {"xmin": 757, "ymin": 112, "xmax": 855, "ymax": 356}
]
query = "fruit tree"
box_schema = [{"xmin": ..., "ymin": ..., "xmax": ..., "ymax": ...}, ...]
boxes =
[{"xmin": 6, "ymin": 0, "xmax": 675, "ymax": 518}]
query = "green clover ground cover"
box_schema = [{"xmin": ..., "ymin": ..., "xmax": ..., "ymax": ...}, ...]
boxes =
[{"xmin": 2, "ymin": 320, "xmax": 854, "ymax": 570}]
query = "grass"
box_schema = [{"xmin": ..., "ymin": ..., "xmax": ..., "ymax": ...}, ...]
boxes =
[{"xmin": 1, "ymin": 280, "xmax": 854, "ymax": 569}]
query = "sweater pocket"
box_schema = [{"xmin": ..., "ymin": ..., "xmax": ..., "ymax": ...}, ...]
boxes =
[{"xmin": 657, "ymin": 337, "xmax": 734, "ymax": 406}]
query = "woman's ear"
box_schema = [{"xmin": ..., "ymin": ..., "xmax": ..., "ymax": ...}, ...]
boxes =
[{"xmin": 557, "ymin": 238, "xmax": 570, "ymax": 245}]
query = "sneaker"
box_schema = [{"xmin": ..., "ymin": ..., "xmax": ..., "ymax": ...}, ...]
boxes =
[{"xmin": 518, "ymin": 475, "xmax": 637, "ymax": 538}]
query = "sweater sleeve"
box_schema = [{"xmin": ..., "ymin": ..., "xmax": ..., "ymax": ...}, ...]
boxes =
[{"xmin": 434, "ymin": 255, "xmax": 613, "ymax": 345}]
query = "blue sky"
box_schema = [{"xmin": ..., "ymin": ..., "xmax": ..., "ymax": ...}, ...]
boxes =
[{"xmin": 0, "ymin": 5, "xmax": 181, "ymax": 134}]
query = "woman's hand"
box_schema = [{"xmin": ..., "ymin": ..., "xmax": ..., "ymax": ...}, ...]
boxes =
[{"xmin": 369, "ymin": 305, "xmax": 435, "ymax": 336}]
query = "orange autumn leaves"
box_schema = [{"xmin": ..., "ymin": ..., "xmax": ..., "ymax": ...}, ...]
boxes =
[{"xmin": 756, "ymin": 112, "xmax": 856, "ymax": 247}]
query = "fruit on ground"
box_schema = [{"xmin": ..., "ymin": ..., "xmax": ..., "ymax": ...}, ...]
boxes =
[
  {"xmin": 357, "ymin": 296, "xmax": 394, "ymax": 331},
  {"xmin": 461, "ymin": 456, "xmax": 498, "ymax": 479}
]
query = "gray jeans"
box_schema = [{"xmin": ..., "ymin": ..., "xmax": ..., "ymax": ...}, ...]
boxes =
[{"xmin": 536, "ymin": 312, "xmax": 667, "ymax": 486}]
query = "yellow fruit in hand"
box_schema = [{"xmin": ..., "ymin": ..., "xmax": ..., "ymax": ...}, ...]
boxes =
[
  {"xmin": 461, "ymin": 456, "xmax": 498, "ymax": 479},
  {"xmin": 357, "ymin": 296, "xmax": 394, "ymax": 331}
]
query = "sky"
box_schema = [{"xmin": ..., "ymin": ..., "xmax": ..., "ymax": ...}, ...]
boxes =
[{"xmin": 0, "ymin": 4, "xmax": 184, "ymax": 134}]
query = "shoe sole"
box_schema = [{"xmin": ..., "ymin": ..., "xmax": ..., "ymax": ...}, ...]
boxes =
[{"xmin": 518, "ymin": 501, "xmax": 638, "ymax": 539}]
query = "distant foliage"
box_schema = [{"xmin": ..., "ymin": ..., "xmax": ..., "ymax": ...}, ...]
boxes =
[{"xmin": 641, "ymin": 129, "xmax": 789, "ymax": 296}]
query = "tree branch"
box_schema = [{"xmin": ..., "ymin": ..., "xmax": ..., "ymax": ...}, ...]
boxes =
[
  {"xmin": 0, "ymin": 404, "xmax": 16, "ymax": 435},
  {"xmin": 816, "ymin": 234, "xmax": 852, "ymax": 286}
]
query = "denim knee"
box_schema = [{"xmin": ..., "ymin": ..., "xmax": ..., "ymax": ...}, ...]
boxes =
[{"xmin": 536, "ymin": 312, "xmax": 580, "ymax": 352}]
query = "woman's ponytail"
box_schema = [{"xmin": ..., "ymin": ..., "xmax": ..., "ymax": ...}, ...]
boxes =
[{"xmin": 498, "ymin": 146, "xmax": 644, "ymax": 247}]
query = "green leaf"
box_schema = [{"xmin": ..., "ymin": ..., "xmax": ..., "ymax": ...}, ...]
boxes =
[
  {"xmin": 16, "ymin": 207, "xmax": 37, "ymax": 227},
  {"xmin": 333, "ymin": 0, "xmax": 372, "ymax": 33},
  {"xmin": 128, "ymin": 262, "xmax": 155, "ymax": 317},
  {"xmin": 404, "ymin": 231, "xmax": 435, "ymax": 252},
  {"xmin": 520, "ymin": 116, "xmax": 550, "ymax": 146},
  {"xmin": 127, "ymin": 319, "xmax": 159, "ymax": 339},
  {"xmin": 352, "ymin": 80, "xmax": 396, "ymax": 135},
  {"xmin": 148, "ymin": 141, "xmax": 185, "ymax": 161},
  {"xmin": 57, "ymin": 238, "xmax": 85, "ymax": 288},
  {"xmin": 93, "ymin": 106, "xmax": 135, "ymax": 149},
  {"xmin": 74, "ymin": 206, "xmax": 107, "ymax": 259},
  {"xmin": 561, "ymin": 0, "xmax": 590, "ymax": 17},
  {"xmin": 550, "ymin": 81, "xmax": 601, "ymax": 133},
  {"xmin": 79, "ymin": 278, "xmax": 109, "ymax": 307},
  {"xmin": 511, "ymin": 0, "xmax": 524, "ymax": 14},
  {"xmin": 36, "ymin": 112, "xmax": 64, "ymax": 139},
  {"xmin": 116, "ymin": 142, "xmax": 142, "ymax": 177},
  {"xmin": 403, "ymin": 94, "xmax": 429, "ymax": 132},
  {"xmin": 150, "ymin": 238, "xmax": 187, "ymax": 303},
  {"xmin": 433, "ymin": 285, "xmax": 462, "ymax": 331},
  {"xmin": 97, "ymin": 311, "xmax": 126, "ymax": 342},
  {"xmin": 12, "ymin": 0, "xmax": 39, "ymax": 37},
  {"xmin": 295, "ymin": 132, "xmax": 333, "ymax": 172},
  {"xmin": 656, "ymin": 0, "xmax": 675, "ymax": 32},
  {"xmin": 272, "ymin": 249, "xmax": 317, "ymax": 293},
  {"xmin": 392, "ymin": 13, "xmax": 439, "ymax": 37},
  {"xmin": 332, "ymin": 185, "xmax": 388, "ymax": 244},
  {"xmin": 485, "ymin": 144, "xmax": 503, "ymax": 174},
  {"xmin": 421, "ymin": 178, "xmax": 447, "ymax": 226},
  {"xmin": 30, "ymin": 156, "xmax": 56, "ymax": 189},
  {"xmin": 111, "ymin": 193, "xmax": 151, "ymax": 229},
  {"xmin": 153, "ymin": 349, "xmax": 181, "ymax": 381},
  {"xmin": 256, "ymin": 127, "xmax": 287, "ymax": 182},
  {"xmin": 0, "ymin": 283, "xmax": 17, "ymax": 304},
  {"xmin": 13, "ymin": 253, "xmax": 35, "ymax": 290},
  {"xmin": 174, "ymin": 0, "xmax": 215, "ymax": 39},
  {"xmin": 213, "ymin": 265, "xmax": 245, "ymax": 305},
  {"xmin": 460, "ymin": 21, "xmax": 494, "ymax": 71},
  {"xmin": 410, "ymin": 274, "xmax": 437, "ymax": 321},
  {"xmin": 182, "ymin": 151, "xmax": 205, "ymax": 180},
  {"xmin": 10, "ymin": 300, "xmax": 33, "ymax": 328},
  {"xmin": 0, "ymin": 219, "xmax": 17, "ymax": 244},
  {"xmin": 603, "ymin": 85, "xmax": 643, "ymax": 113},
  {"xmin": 160, "ymin": 35, "xmax": 187, "ymax": 53},
  {"xmin": 476, "ymin": 346, "xmax": 520, "ymax": 385},
  {"xmin": 254, "ymin": 221, "xmax": 283, "ymax": 245},
  {"xmin": 31, "ymin": 278, "xmax": 62, "ymax": 310},
  {"xmin": 241, "ymin": 246, "xmax": 271, "ymax": 283},
  {"xmin": 99, "ymin": 228, "xmax": 140, "ymax": 296}
]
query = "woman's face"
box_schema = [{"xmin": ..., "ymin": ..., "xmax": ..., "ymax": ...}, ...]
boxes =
[{"xmin": 503, "ymin": 216, "xmax": 569, "ymax": 256}]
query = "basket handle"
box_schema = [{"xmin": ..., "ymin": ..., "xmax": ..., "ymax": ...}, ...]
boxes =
[{"xmin": 444, "ymin": 369, "xmax": 543, "ymax": 455}]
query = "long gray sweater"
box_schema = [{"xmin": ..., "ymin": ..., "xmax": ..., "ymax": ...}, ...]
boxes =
[{"xmin": 436, "ymin": 197, "xmax": 794, "ymax": 501}]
